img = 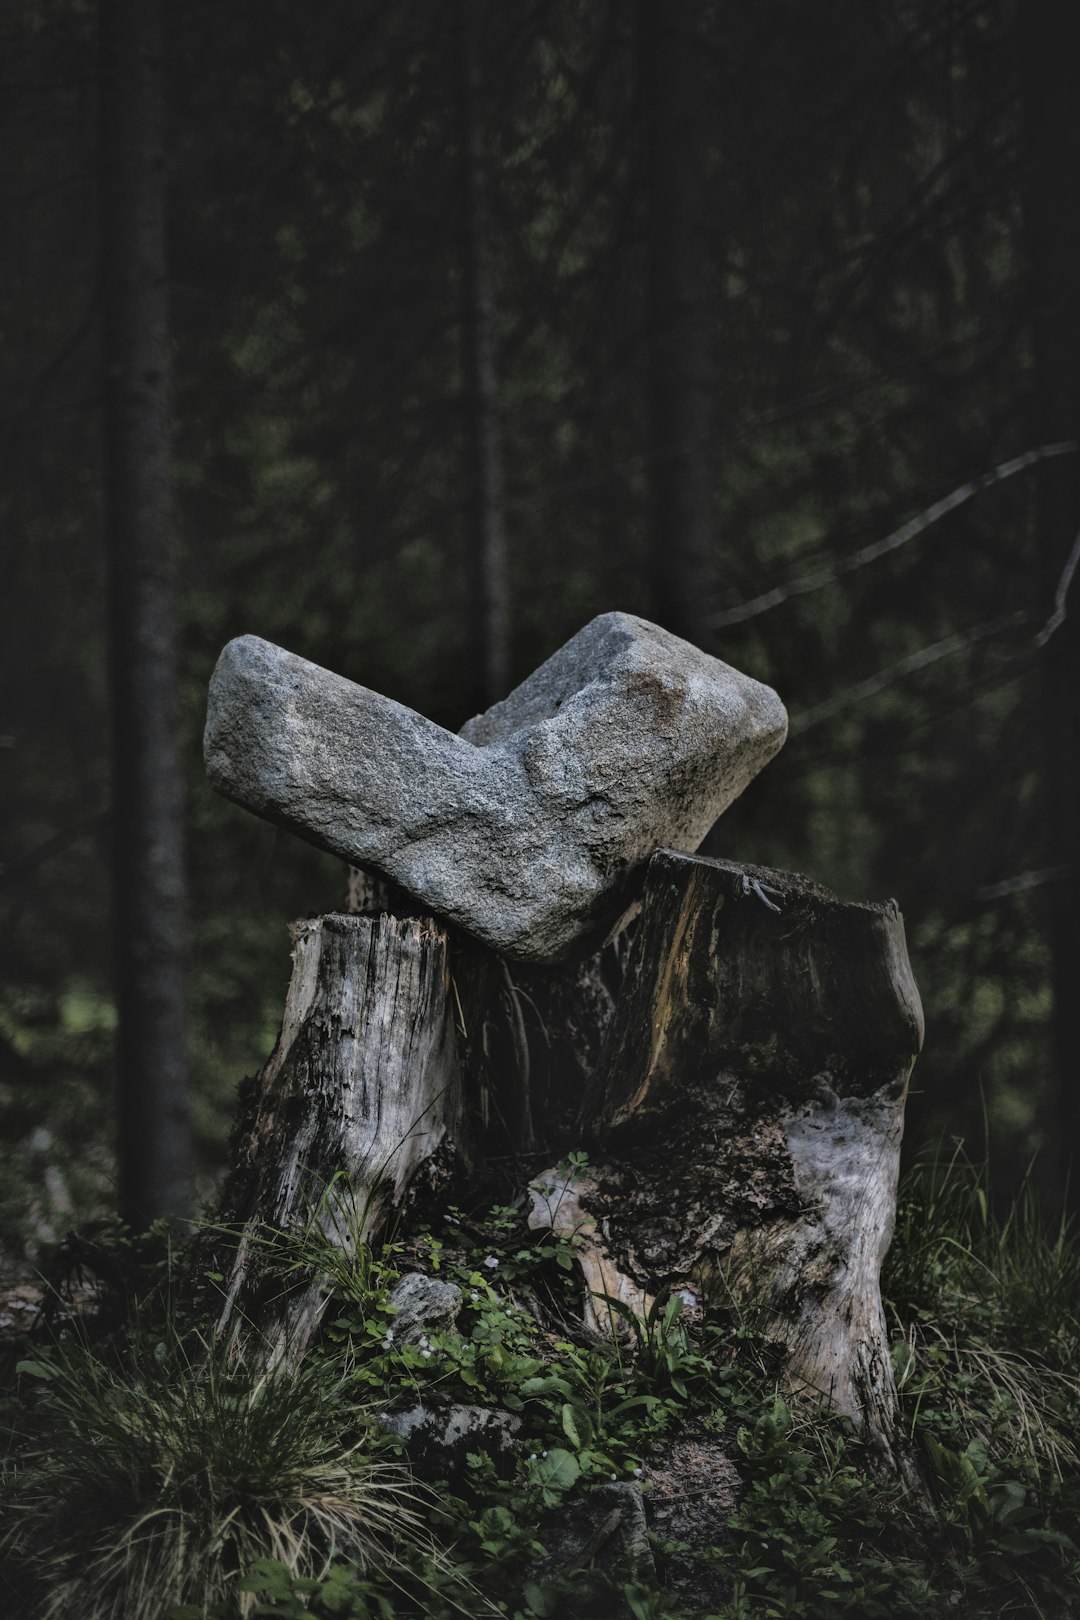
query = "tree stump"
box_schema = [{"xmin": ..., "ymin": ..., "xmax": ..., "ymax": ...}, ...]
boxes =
[
  {"xmin": 529, "ymin": 850, "xmax": 924, "ymax": 1459},
  {"xmin": 217, "ymin": 848, "xmax": 922, "ymax": 1463},
  {"xmin": 213, "ymin": 911, "xmax": 465, "ymax": 1368}
]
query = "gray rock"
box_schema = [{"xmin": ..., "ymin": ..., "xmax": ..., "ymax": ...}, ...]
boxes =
[
  {"xmin": 378, "ymin": 1402, "xmax": 522, "ymax": 1476},
  {"xmin": 204, "ymin": 612, "xmax": 787, "ymax": 962},
  {"xmin": 384, "ymin": 1272, "xmax": 462, "ymax": 1345}
]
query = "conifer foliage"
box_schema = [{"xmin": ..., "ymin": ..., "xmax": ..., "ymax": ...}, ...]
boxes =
[{"xmin": 0, "ymin": 0, "xmax": 1072, "ymax": 1234}]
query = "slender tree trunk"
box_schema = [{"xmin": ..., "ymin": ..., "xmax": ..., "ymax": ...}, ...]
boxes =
[
  {"xmin": 639, "ymin": 0, "xmax": 715, "ymax": 648},
  {"xmin": 458, "ymin": 0, "xmax": 510, "ymax": 709},
  {"xmin": 1021, "ymin": 7, "xmax": 1080, "ymax": 1208},
  {"xmin": 99, "ymin": 0, "xmax": 192, "ymax": 1225}
]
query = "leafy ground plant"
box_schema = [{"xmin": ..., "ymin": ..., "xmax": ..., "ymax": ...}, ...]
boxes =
[
  {"xmin": 322, "ymin": 1174, "xmax": 1080, "ymax": 1620},
  {"xmin": 878, "ymin": 1148, "xmax": 1080, "ymax": 1618}
]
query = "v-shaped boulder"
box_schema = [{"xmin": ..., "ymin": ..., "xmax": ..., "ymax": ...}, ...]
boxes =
[{"xmin": 203, "ymin": 612, "xmax": 787, "ymax": 962}]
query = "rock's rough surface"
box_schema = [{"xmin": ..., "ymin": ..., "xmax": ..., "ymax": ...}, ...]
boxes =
[
  {"xmin": 377, "ymin": 1402, "xmax": 522, "ymax": 1476},
  {"xmin": 384, "ymin": 1272, "xmax": 463, "ymax": 1346},
  {"xmin": 641, "ymin": 1435, "xmax": 740, "ymax": 1608},
  {"xmin": 204, "ymin": 612, "xmax": 787, "ymax": 962}
]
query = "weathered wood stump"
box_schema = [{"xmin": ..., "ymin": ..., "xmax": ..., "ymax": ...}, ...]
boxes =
[
  {"xmin": 215, "ymin": 850, "xmax": 922, "ymax": 1462},
  {"xmin": 213, "ymin": 911, "xmax": 465, "ymax": 1368},
  {"xmin": 529, "ymin": 850, "xmax": 924, "ymax": 1460}
]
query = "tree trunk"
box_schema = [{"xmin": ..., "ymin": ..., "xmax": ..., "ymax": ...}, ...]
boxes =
[
  {"xmin": 533, "ymin": 851, "xmax": 923, "ymax": 1460},
  {"xmin": 639, "ymin": 0, "xmax": 716, "ymax": 647},
  {"xmin": 1020, "ymin": 5, "xmax": 1080, "ymax": 1211},
  {"xmin": 213, "ymin": 912, "xmax": 466, "ymax": 1369},
  {"xmin": 99, "ymin": 0, "xmax": 192, "ymax": 1226},
  {"xmin": 458, "ymin": 0, "xmax": 510, "ymax": 709}
]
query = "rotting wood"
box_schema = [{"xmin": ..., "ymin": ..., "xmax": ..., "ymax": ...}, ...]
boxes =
[
  {"xmin": 450, "ymin": 934, "xmax": 622, "ymax": 1161},
  {"xmin": 527, "ymin": 1168, "xmax": 654, "ymax": 1338},
  {"xmin": 212, "ymin": 911, "xmax": 465, "ymax": 1369},
  {"xmin": 530, "ymin": 849, "xmax": 923, "ymax": 1460}
]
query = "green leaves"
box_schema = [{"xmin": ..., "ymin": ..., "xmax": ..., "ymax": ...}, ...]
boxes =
[
  {"xmin": 560, "ymin": 1400, "xmax": 583, "ymax": 1448},
  {"xmin": 14, "ymin": 1357, "xmax": 59, "ymax": 1382},
  {"xmin": 736, "ymin": 1394, "xmax": 792, "ymax": 1464},
  {"xmin": 530, "ymin": 1445, "xmax": 581, "ymax": 1505},
  {"xmin": 11, "ymin": 1184, "xmax": 1080, "ymax": 1620}
]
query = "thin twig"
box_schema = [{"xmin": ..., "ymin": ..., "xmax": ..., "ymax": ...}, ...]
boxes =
[
  {"xmin": 1035, "ymin": 527, "xmax": 1080, "ymax": 647},
  {"xmin": 707, "ymin": 444, "xmax": 1076, "ymax": 629},
  {"xmin": 974, "ymin": 865, "xmax": 1075, "ymax": 902},
  {"xmin": 790, "ymin": 611, "xmax": 1029, "ymax": 734}
]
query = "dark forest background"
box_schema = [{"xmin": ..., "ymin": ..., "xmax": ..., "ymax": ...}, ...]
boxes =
[{"xmin": 3, "ymin": 0, "xmax": 1079, "ymax": 1255}]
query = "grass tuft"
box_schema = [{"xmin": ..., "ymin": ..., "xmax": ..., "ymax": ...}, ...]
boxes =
[{"xmin": 4, "ymin": 1321, "xmax": 433, "ymax": 1620}]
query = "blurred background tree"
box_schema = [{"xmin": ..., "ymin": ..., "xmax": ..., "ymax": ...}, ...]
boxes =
[
  {"xmin": 1, "ymin": 0, "xmax": 1072, "ymax": 1255},
  {"xmin": 99, "ymin": 0, "xmax": 192, "ymax": 1227}
]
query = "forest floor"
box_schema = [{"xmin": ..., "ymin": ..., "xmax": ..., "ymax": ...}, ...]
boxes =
[{"xmin": 1, "ymin": 1156, "xmax": 1079, "ymax": 1619}]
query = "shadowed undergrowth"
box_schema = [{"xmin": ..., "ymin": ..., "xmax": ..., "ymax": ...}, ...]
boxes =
[{"xmin": 1, "ymin": 1150, "xmax": 1078, "ymax": 1619}]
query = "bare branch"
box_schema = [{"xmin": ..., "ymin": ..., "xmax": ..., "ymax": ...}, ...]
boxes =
[
  {"xmin": 790, "ymin": 611, "xmax": 1029, "ymax": 735},
  {"xmin": 1035, "ymin": 527, "xmax": 1080, "ymax": 647},
  {"xmin": 707, "ymin": 444, "xmax": 1076, "ymax": 629},
  {"xmin": 974, "ymin": 865, "xmax": 1076, "ymax": 902}
]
